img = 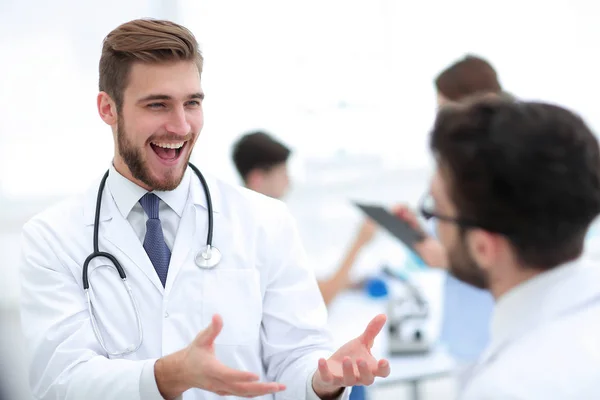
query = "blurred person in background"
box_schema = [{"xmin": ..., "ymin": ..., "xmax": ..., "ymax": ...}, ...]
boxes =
[
  {"xmin": 395, "ymin": 54, "xmax": 506, "ymax": 379},
  {"xmin": 231, "ymin": 131, "xmax": 291, "ymax": 200},
  {"xmin": 422, "ymin": 96, "xmax": 600, "ymax": 399},
  {"xmin": 232, "ymin": 131, "xmax": 377, "ymax": 306}
]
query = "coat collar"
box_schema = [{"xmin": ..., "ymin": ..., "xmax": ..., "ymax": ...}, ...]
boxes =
[
  {"xmin": 478, "ymin": 258, "xmax": 600, "ymax": 366},
  {"xmin": 81, "ymin": 163, "xmax": 224, "ymax": 295},
  {"xmin": 83, "ymin": 164, "xmax": 221, "ymax": 226}
]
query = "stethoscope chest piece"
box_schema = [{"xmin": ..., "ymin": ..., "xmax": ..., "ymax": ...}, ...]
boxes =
[{"xmin": 195, "ymin": 245, "xmax": 221, "ymax": 269}]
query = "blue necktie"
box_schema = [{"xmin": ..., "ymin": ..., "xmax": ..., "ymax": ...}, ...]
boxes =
[{"xmin": 139, "ymin": 193, "xmax": 171, "ymax": 287}]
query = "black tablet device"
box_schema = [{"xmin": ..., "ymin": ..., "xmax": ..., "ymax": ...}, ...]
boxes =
[{"xmin": 354, "ymin": 202, "xmax": 425, "ymax": 250}]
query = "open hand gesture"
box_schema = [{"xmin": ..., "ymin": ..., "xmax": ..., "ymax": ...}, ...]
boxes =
[
  {"xmin": 311, "ymin": 314, "xmax": 391, "ymax": 398},
  {"xmin": 180, "ymin": 315, "xmax": 286, "ymax": 397}
]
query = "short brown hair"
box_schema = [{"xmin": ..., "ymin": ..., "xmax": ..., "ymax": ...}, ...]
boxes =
[
  {"xmin": 99, "ymin": 18, "xmax": 203, "ymax": 111},
  {"xmin": 232, "ymin": 131, "xmax": 291, "ymax": 181},
  {"xmin": 435, "ymin": 55, "xmax": 502, "ymax": 102},
  {"xmin": 445, "ymin": 90, "xmax": 516, "ymax": 111}
]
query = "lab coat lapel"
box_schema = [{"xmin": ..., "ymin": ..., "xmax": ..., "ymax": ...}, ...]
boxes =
[
  {"xmin": 82, "ymin": 174, "xmax": 166, "ymax": 294},
  {"xmin": 102, "ymin": 204, "xmax": 166, "ymax": 295},
  {"xmin": 164, "ymin": 198, "xmax": 197, "ymax": 293},
  {"xmin": 164, "ymin": 170, "xmax": 221, "ymax": 292}
]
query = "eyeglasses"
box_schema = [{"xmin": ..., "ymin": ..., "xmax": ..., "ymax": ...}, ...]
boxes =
[
  {"xmin": 418, "ymin": 192, "xmax": 511, "ymax": 236},
  {"xmin": 418, "ymin": 193, "xmax": 480, "ymax": 229}
]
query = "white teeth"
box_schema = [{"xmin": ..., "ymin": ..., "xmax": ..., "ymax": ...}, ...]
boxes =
[{"xmin": 151, "ymin": 142, "xmax": 184, "ymax": 149}]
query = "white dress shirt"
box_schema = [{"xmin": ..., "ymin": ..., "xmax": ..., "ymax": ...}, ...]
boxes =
[
  {"xmin": 107, "ymin": 164, "xmax": 190, "ymax": 251},
  {"xmin": 459, "ymin": 258, "xmax": 600, "ymax": 399}
]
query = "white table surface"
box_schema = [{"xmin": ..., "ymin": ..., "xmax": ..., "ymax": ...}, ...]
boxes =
[{"xmin": 325, "ymin": 269, "xmax": 457, "ymax": 387}]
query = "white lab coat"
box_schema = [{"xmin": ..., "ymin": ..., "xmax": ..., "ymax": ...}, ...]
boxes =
[
  {"xmin": 459, "ymin": 259, "xmax": 600, "ymax": 399},
  {"xmin": 19, "ymin": 168, "xmax": 349, "ymax": 400}
]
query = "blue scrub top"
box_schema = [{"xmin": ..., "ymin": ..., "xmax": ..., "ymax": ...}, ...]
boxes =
[{"xmin": 439, "ymin": 274, "xmax": 493, "ymax": 362}]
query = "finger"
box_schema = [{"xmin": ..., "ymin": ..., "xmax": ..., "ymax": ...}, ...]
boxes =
[
  {"xmin": 322, "ymin": 359, "xmax": 344, "ymax": 387},
  {"xmin": 197, "ymin": 314, "xmax": 223, "ymax": 346},
  {"xmin": 392, "ymin": 205, "xmax": 410, "ymax": 218},
  {"xmin": 226, "ymin": 381, "xmax": 286, "ymax": 397},
  {"xmin": 356, "ymin": 359, "xmax": 374, "ymax": 385},
  {"xmin": 342, "ymin": 357, "xmax": 357, "ymax": 386},
  {"xmin": 391, "ymin": 203, "xmax": 407, "ymax": 213},
  {"xmin": 360, "ymin": 314, "xmax": 387, "ymax": 348},
  {"xmin": 213, "ymin": 365, "xmax": 260, "ymax": 383},
  {"xmin": 375, "ymin": 359, "xmax": 391, "ymax": 378},
  {"xmin": 393, "ymin": 205, "xmax": 421, "ymax": 230},
  {"xmin": 317, "ymin": 358, "xmax": 334, "ymax": 384},
  {"xmin": 233, "ymin": 382, "xmax": 286, "ymax": 397},
  {"xmin": 404, "ymin": 215, "xmax": 420, "ymax": 230}
]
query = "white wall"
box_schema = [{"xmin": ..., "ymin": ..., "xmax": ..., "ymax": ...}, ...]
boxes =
[
  {"xmin": 179, "ymin": 0, "xmax": 600, "ymax": 184},
  {"xmin": 1, "ymin": 0, "xmax": 598, "ymax": 200}
]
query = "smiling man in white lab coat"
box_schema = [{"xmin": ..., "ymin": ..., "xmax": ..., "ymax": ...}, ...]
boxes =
[
  {"xmin": 18, "ymin": 19, "xmax": 390, "ymax": 400},
  {"xmin": 422, "ymin": 96, "xmax": 600, "ymax": 399}
]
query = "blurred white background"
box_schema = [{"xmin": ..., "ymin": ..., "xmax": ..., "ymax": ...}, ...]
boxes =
[{"xmin": 1, "ymin": 1, "xmax": 598, "ymax": 398}]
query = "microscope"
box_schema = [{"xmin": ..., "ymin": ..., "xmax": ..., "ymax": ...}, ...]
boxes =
[{"xmin": 382, "ymin": 266, "xmax": 433, "ymax": 355}]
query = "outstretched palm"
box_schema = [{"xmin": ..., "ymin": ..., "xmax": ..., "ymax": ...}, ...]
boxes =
[{"xmin": 312, "ymin": 314, "xmax": 390, "ymax": 397}]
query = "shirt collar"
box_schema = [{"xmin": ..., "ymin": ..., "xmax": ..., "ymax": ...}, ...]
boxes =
[
  {"xmin": 489, "ymin": 258, "xmax": 600, "ymax": 353},
  {"xmin": 107, "ymin": 163, "xmax": 190, "ymax": 219}
]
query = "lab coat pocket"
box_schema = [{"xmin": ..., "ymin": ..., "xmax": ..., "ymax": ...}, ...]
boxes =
[
  {"xmin": 86, "ymin": 263, "xmax": 140, "ymax": 358},
  {"xmin": 201, "ymin": 269, "xmax": 263, "ymax": 346}
]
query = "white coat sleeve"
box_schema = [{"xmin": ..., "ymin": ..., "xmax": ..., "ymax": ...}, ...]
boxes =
[
  {"xmin": 18, "ymin": 219, "xmax": 165, "ymax": 400},
  {"xmin": 259, "ymin": 205, "xmax": 351, "ymax": 400}
]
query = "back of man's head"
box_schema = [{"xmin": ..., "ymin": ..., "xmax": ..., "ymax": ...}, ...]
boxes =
[
  {"xmin": 231, "ymin": 131, "xmax": 292, "ymax": 199},
  {"xmin": 232, "ymin": 131, "xmax": 291, "ymax": 180},
  {"xmin": 435, "ymin": 54, "xmax": 503, "ymax": 103},
  {"xmin": 431, "ymin": 97, "xmax": 600, "ymax": 270}
]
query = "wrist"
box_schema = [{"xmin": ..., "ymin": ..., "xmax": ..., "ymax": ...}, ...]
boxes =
[
  {"xmin": 155, "ymin": 350, "xmax": 191, "ymax": 399},
  {"xmin": 311, "ymin": 373, "xmax": 344, "ymax": 400}
]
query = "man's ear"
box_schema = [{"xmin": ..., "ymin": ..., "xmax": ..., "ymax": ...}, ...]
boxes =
[
  {"xmin": 245, "ymin": 169, "xmax": 264, "ymax": 190},
  {"xmin": 97, "ymin": 92, "xmax": 118, "ymax": 126},
  {"xmin": 466, "ymin": 229, "xmax": 502, "ymax": 271}
]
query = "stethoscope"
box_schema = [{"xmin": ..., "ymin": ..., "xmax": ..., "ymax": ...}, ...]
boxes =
[{"xmin": 82, "ymin": 162, "xmax": 221, "ymax": 357}]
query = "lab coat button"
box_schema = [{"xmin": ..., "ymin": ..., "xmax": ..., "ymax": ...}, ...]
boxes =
[{"xmin": 164, "ymin": 311, "xmax": 169, "ymax": 318}]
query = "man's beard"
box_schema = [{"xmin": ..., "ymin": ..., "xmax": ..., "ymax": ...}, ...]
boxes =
[
  {"xmin": 117, "ymin": 119, "xmax": 191, "ymax": 191},
  {"xmin": 447, "ymin": 235, "xmax": 488, "ymax": 290}
]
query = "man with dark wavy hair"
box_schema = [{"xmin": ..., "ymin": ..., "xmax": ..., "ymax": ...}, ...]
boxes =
[{"xmin": 422, "ymin": 96, "xmax": 600, "ymax": 398}]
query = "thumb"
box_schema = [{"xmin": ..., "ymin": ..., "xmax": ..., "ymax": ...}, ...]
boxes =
[{"xmin": 196, "ymin": 314, "xmax": 223, "ymax": 347}]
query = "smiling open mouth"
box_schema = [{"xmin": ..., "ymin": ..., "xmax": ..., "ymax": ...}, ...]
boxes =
[{"xmin": 150, "ymin": 141, "xmax": 185, "ymax": 161}]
